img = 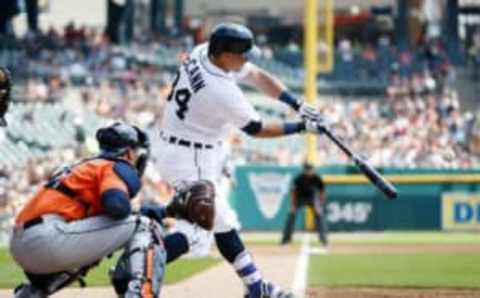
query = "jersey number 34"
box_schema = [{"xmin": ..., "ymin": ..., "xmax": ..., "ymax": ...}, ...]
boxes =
[{"xmin": 167, "ymin": 71, "xmax": 191, "ymax": 120}]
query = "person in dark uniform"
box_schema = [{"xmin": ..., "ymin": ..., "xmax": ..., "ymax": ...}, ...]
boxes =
[{"xmin": 281, "ymin": 162, "xmax": 328, "ymax": 246}]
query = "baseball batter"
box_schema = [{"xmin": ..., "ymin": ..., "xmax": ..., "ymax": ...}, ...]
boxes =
[{"xmin": 155, "ymin": 23, "xmax": 326, "ymax": 298}]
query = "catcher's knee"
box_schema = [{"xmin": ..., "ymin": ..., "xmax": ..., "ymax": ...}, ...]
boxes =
[{"xmin": 111, "ymin": 216, "xmax": 166, "ymax": 298}]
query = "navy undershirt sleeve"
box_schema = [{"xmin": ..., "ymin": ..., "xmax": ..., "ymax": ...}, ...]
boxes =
[
  {"xmin": 241, "ymin": 120, "xmax": 263, "ymax": 135},
  {"xmin": 101, "ymin": 189, "xmax": 132, "ymax": 219}
]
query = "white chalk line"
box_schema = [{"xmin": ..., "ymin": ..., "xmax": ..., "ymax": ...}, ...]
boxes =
[{"xmin": 291, "ymin": 233, "xmax": 311, "ymax": 298}]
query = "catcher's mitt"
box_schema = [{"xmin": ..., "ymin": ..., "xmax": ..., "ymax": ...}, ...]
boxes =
[
  {"xmin": 167, "ymin": 180, "xmax": 215, "ymax": 230},
  {"xmin": 0, "ymin": 67, "xmax": 12, "ymax": 127}
]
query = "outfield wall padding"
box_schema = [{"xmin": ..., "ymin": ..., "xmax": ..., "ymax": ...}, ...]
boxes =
[{"xmin": 232, "ymin": 166, "xmax": 480, "ymax": 231}]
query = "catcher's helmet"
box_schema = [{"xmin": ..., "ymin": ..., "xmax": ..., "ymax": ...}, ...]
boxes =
[
  {"xmin": 0, "ymin": 67, "xmax": 12, "ymax": 127},
  {"xmin": 208, "ymin": 23, "xmax": 260, "ymax": 60},
  {"xmin": 96, "ymin": 122, "xmax": 150, "ymax": 176}
]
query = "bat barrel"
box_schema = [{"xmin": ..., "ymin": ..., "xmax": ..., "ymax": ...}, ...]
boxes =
[
  {"xmin": 322, "ymin": 128, "xmax": 397, "ymax": 200},
  {"xmin": 354, "ymin": 157, "xmax": 397, "ymax": 199}
]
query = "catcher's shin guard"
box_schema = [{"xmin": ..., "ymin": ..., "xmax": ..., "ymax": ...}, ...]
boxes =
[{"xmin": 111, "ymin": 217, "xmax": 166, "ymax": 298}]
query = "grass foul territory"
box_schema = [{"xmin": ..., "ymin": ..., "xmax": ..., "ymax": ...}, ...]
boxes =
[{"xmin": 0, "ymin": 248, "xmax": 220, "ymax": 288}]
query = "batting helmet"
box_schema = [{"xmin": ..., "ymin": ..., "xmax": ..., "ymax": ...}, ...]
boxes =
[
  {"xmin": 96, "ymin": 122, "xmax": 150, "ymax": 176},
  {"xmin": 208, "ymin": 23, "xmax": 260, "ymax": 60},
  {"xmin": 0, "ymin": 67, "xmax": 12, "ymax": 127}
]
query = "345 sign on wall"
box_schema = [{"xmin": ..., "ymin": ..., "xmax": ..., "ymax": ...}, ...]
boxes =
[{"xmin": 326, "ymin": 202, "xmax": 373, "ymax": 224}]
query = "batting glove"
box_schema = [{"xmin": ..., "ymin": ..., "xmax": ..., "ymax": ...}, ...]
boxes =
[
  {"xmin": 299, "ymin": 102, "xmax": 320, "ymax": 122},
  {"xmin": 304, "ymin": 117, "xmax": 328, "ymax": 134}
]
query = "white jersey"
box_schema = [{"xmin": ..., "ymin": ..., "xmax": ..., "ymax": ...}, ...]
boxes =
[
  {"xmin": 156, "ymin": 43, "xmax": 258, "ymax": 234},
  {"xmin": 160, "ymin": 43, "xmax": 260, "ymax": 144}
]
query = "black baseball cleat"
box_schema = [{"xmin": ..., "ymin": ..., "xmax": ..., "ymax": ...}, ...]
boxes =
[
  {"xmin": 14, "ymin": 283, "xmax": 47, "ymax": 298},
  {"xmin": 244, "ymin": 280, "xmax": 295, "ymax": 298}
]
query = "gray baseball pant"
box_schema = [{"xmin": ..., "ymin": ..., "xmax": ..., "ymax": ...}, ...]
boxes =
[{"xmin": 10, "ymin": 214, "xmax": 139, "ymax": 274}]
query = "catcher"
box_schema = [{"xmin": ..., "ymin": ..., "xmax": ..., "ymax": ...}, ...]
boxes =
[
  {"xmin": 0, "ymin": 66, "xmax": 12, "ymax": 126},
  {"xmin": 10, "ymin": 122, "xmax": 215, "ymax": 298}
]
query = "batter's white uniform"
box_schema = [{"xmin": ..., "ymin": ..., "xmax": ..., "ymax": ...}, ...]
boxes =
[{"xmin": 155, "ymin": 43, "xmax": 259, "ymax": 233}]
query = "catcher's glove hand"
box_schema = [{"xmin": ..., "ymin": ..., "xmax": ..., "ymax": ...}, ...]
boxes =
[
  {"xmin": 167, "ymin": 180, "xmax": 215, "ymax": 230},
  {"xmin": 0, "ymin": 67, "xmax": 12, "ymax": 126}
]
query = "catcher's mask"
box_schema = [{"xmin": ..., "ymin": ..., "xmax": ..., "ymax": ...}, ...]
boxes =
[
  {"xmin": 0, "ymin": 67, "xmax": 12, "ymax": 127},
  {"xmin": 96, "ymin": 122, "xmax": 151, "ymax": 177}
]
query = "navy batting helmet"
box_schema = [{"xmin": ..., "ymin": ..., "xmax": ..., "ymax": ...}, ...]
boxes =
[{"xmin": 208, "ymin": 23, "xmax": 260, "ymax": 60}]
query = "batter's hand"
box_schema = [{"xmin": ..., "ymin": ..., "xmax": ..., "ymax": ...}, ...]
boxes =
[
  {"xmin": 298, "ymin": 102, "xmax": 320, "ymax": 122},
  {"xmin": 303, "ymin": 117, "xmax": 328, "ymax": 134}
]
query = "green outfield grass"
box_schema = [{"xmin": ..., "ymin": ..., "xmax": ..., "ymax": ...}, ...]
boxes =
[
  {"xmin": 0, "ymin": 248, "xmax": 220, "ymax": 288},
  {"xmin": 308, "ymin": 232, "xmax": 480, "ymax": 289},
  {"xmin": 309, "ymin": 254, "xmax": 480, "ymax": 288},
  {"xmin": 331, "ymin": 232, "xmax": 480, "ymax": 245}
]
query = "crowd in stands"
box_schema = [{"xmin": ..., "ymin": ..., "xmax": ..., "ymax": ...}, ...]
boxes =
[
  {"xmin": 1, "ymin": 23, "xmax": 178, "ymax": 128},
  {"xmin": 265, "ymin": 34, "xmax": 455, "ymax": 93},
  {"xmin": 319, "ymin": 85, "xmax": 475, "ymax": 168},
  {"xmin": 0, "ymin": 25, "xmax": 182, "ymax": 224},
  {"xmin": 325, "ymin": 36, "xmax": 451, "ymax": 84},
  {"xmin": 0, "ymin": 148, "xmax": 78, "ymax": 212}
]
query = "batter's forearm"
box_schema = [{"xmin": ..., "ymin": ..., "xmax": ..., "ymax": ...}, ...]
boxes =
[
  {"xmin": 249, "ymin": 70, "xmax": 303, "ymax": 111},
  {"xmin": 253, "ymin": 122, "xmax": 305, "ymax": 138},
  {"xmin": 247, "ymin": 67, "xmax": 287, "ymax": 98}
]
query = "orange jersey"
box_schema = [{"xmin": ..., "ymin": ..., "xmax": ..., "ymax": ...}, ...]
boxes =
[{"xmin": 16, "ymin": 158, "xmax": 139, "ymax": 225}]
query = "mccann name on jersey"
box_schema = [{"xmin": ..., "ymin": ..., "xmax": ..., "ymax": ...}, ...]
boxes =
[{"xmin": 183, "ymin": 57, "xmax": 206, "ymax": 93}]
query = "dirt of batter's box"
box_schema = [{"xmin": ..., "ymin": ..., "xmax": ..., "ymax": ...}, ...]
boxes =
[{"xmin": 307, "ymin": 287, "xmax": 480, "ymax": 298}]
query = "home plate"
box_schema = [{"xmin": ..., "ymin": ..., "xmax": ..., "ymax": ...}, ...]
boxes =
[{"xmin": 309, "ymin": 246, "xmax": 329, "ymax": 255}]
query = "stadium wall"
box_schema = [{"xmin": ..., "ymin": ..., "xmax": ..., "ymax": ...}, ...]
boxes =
[{"xmin": 232, "ymin": 166, "xmax": 480, "ymax": 232}]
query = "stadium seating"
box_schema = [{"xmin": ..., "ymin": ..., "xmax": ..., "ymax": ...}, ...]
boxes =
[{"xmin": 0, "ymin": 102, "xmax": 106, "ymax": 167}]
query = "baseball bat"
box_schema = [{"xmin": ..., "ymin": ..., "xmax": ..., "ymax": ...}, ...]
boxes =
[{"xmin": 321, "ymin": 128, "xmax": 398, "ymax": 200}]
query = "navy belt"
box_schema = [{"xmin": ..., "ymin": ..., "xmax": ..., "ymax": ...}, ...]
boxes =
[
  {"xmin": 161, "ymin": 132, "xmax": 213, "ymax": 150},
  {"xmin": 23, "ymin": 217, "xmax": 44, "ymax": 230},
  {"xmin": 45, "ymin": 182, "xmax": 76, "ymax": 198}
]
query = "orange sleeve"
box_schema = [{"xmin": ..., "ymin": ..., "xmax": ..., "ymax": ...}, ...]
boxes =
[{"xmin": 99, "ymin": 164, "xmax": 129, "ymax": 195}]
